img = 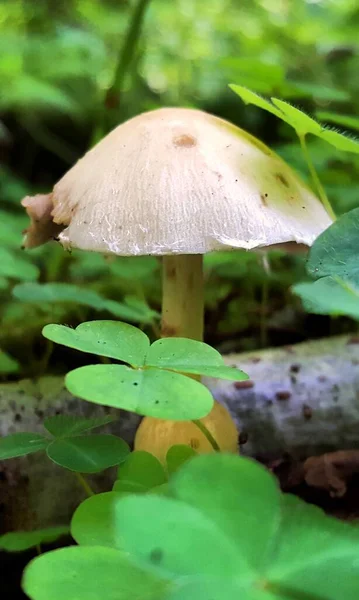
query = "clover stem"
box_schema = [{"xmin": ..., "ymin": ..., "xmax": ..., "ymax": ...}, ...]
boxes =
[
  {"xmin": 75, "ymin": 472, "xmax": 94, "ymax": 497},
  {"xmin": 298, "ymin": 134, "xmax": 336, "ymax": 220},
  {"xmin": 161, "ymin": 254, "xmax": 204, "ymax": 340},
  {"xmin": 192, "ymin": 419, "xmax": 220, "ymax": 452}
]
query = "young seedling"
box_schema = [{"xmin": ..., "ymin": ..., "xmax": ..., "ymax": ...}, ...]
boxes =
[{"xmin": 21, "ymin": 108, "xmax": 333, "ymax": 456}]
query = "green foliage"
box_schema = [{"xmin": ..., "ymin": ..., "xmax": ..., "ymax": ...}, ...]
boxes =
[
  {"xmin": 23, "ymin": 546, "xmax": 168, "ymax": 600},
  {"xmin": 0, "ymin": 348, "xmax": 19, "ymax": 374},
  {"xmin": 23, "ymin": 454, "xmax": 359, "ymax": 600},
  {"xmin": 43, "ymin": 320, "xmax": 247, "ymax": 419},
  {"xmin": 293, "ymin": 208, "xmax": 359, "ymax": 318},
  {"xmin": 230, "ymin": 85, "xmax": 359, "ymax": 153},
  {"xmin": 0, "ymin": 414, "xmax": 129, "ymax": 472},
  {"xmin": 46, "ymin": 434, "xmax": 128, "ymax": 473},
  {"xmin": 13, "ymin": 283, "xmax": 158, "ymax": 324},
  {"xmin": 114, "ymin": 450, "xmax": 167, "ymax": 494},
  {"xmin": 0, "ymin": 432, "xmax": 49, "ymax": 458},
  {"xmin": 73, "ymin": 448, "xmax": 197, "ymax": 546},
  {"xmin": 0, "ymin": 247, "xmax": 39, "ymax": 282},
  {"xmin": 0, "ymin": 526, "xmax": 70, "ymax": 552}
]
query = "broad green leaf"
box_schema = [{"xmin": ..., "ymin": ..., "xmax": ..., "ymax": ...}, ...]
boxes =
[
  {"xmin": 316, "ymin": 111, "xmax": 359, "ymax": 132},
  {"xmin": 71, "ymin": 492, "xmax": 126, "ymax": 548},
  {"xmin": 0, "ymin": 433, "xmax": 48, "ymax": 459},
  {"xmin": 46, "ymin": 434, "xmax": 129, "ymax": 473},
  {"xmin": 171, "ymin": 454, "xmax": 281, "ymax": 572},
  {"xmin": 14, "ymin": 283, "xmax": 156, "ymax": 323},
  {"xmin": 43, "ymin": 321, "xmax": 150, "ymax": 366},
  {"xmin": 293, "ymin": 277, "xmax": 359, "ymax": 319},
  {"xmin": 0, "ymin": 248, "xmax": 39, "ymax": 281},
  {"xmin": 146, "ymin": 338, "xmax": 248, "ymax": 381},
  {"xmin": 103, "ymin": 297, "xmax": 159, "ymax": 323},
  {"xmin": 288, "ymin": 82, "xmax": 349, "ymax": 102},
  {"xmin": 271, "ymin": 98, "xmax": 321, "ymax": 136},
  {"xmin": 268, "ymin": 495, "xmax": 359, "ymax": 600},
  {"xmin": 0, "ymin": 349, "xmax": 19, "ymax": 374},
  {"xmin": 23, "ymin": 546, "xmax": 169, "ymax": 600},
  {"xmin": 43, "ymin": 414, "xmax": 115, "ymax": 438},
  {"xmin": 166, "ymin": 446, "xmax": 197, "ymax": 476},
  {"xmin": 0, "ymin": 526, "xmax": 69, "ymax": 552},
  {"xmin": 65, "ymin": 365, "xmax": 213, "ymax": 420},
  {"xmin": 306, "ymin": 208, "xmax": 359, "ymax": 285},
  {"xmin": 115, "ymin": 451, "xmax": 166, "ymax": 494},
  {"xmin": 113, "ymin": 495, "xmax": 251, "ymax": 580}
]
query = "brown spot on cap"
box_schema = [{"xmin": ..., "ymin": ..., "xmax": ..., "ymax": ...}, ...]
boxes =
[
  {"xmin": 173, "ymin": 134, "xmax": 197, "ymax": 148},
  {"xmin": 234, "ymin": 380, "xmax": 254, "ymax": 390},
  {"xmin": 275, "ymin": 173, "xmax": 289, "ymax": 188},
  {"xmin": 347, "ymin": 336, "xmax": 359, "ymax": 345},
  {"xmin": 276, "ymin": 391, "xmax": 291, "ymax": 401},
  {"xmin": 260, "ymin": 193, "xmax": 268, "ymax": 207}
]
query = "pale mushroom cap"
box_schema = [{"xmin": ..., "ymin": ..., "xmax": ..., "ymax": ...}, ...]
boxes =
[{"xmin": 25, "ymin": 108, "xmax": 333, "ymax": 255}]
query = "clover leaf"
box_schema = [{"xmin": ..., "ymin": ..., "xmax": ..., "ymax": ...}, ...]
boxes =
[
  {"xmin": 21, "ymin": 454, "xmax": 359, "ymax": 600},
  {"xmin": 23, "ymin": 546, "xmax": 169, "ymax": 600},
  {"xmin": 0, "ymin": 526, "xmax": 70, "ymax": 552},
  {"xmin": 42, "ymin": 321, "xmax": 248, "ymax": 420},
  {"xmin": 0, "ymin": 414, "xmax": 129, "ymax": 473}
]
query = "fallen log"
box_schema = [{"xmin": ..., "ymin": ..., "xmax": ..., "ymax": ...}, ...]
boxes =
[{"xmin": 1, "ymin": 334, "xmax": 359, "ymax": 531}]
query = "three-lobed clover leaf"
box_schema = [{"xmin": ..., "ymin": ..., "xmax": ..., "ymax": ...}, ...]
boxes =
[
  {"xmin": 293, "ymin": 207, "xmax": 359, "ymax": 319},
  {"xmin": 42, "ymin": 321, "xmax": 248, "ymax": 420},
  {"xmin": 230, "ymin": 84, "xmax": 359, "ymax": 154},
  {"xmin": 72, "ymin": 448, "xmax": 197, "ymax": 548},
  {"xmin": 23, "ymin": 453, "xmax": 359, "ymax": 600},
  {"xmin": 0, "ymin": 414, "xmax": 129, "ymax": 473}
]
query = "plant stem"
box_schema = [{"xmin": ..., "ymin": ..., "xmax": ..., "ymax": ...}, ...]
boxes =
[
  {"xmin": 298, "ymin": 134, "xmax": 336, "ymax": 220},
  {"xmin": 75, "ymin": 472, "xmax": 94, "ymax": 497},
  {"xmin": 92, "ymin": 0, "xmax": 151, "ymax": 143},
  {"xmin": 192, "ymin": 419, "xmax": 220, "ymax": 451},
  {"xmin": 161, "ymin": 255, "xmax": 204, "ymax": 340}
]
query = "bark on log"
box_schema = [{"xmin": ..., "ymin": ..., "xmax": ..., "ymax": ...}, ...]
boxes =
[
  {"xmin": 206, "ymin": 334, "xmax": 359, "ymax": 461},
  {"xmin": 1, "ymin": 334, "xmax": 359, "ymax": 531}
]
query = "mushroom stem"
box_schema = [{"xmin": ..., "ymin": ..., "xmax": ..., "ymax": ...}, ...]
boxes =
[{"xmin": 161, "ymin": 254, "xmax": 204, "ymax": 341}]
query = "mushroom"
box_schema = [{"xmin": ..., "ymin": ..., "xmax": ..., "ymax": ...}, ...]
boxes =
[{"xmin": 21, "ymin": 107, "xmax": 333, "ymax": 457}]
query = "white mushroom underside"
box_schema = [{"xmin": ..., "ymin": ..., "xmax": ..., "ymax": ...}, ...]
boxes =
[{"xmin": 51, "ymin": 108, "xmax": 332, "ymax": 255}]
